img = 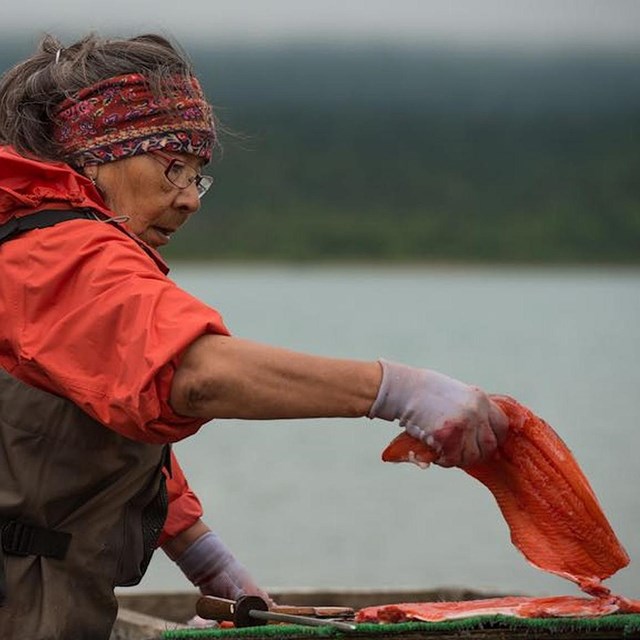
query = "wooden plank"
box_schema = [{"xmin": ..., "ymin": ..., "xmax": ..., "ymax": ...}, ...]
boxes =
[
  {"xmin": 116, "ymin": 592, "xmax": 199, "ymax": 625},
  {"xmin": 115, "ymin": 588, "xmax": 511, "ymax": 623},
  {"xmin": 111, "ymin": 592, "xmax": 640, "ymax": 640},
  {"xmin": 109, "ymin": 607, "xmax": 188, "ymax": 640}
]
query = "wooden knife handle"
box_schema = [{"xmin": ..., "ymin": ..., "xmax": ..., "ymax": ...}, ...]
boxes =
[{"xmin": 196, "ymin": 595, "xmax": 236, "ymax": 622}]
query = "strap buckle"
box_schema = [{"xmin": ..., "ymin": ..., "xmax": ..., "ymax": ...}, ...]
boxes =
[
  {"xmin": 2, "ymin": 521, "xmax": 34, "ymax": 557},
  {"xmin": 0, "ymin": 520, "xmax": 71, "ymax": 559}
]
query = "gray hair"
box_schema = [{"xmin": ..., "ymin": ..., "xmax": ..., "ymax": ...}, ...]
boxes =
[{"xmin": 0, "ymin": 33, "xmax": 205, "ymax": 162}]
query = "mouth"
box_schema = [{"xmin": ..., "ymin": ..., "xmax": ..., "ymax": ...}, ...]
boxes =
[{"xmin": 149, "ymin": 225, "xmax": 177, "ymax": 246}]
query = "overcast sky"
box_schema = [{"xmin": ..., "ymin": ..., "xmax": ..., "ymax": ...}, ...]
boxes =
[{"xmin": 2, "ymin": 0, "xmax": 640, "ymax": 49}]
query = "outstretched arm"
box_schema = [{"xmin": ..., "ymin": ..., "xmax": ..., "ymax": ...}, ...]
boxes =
[
  {"xmin": 169, "ymin": 334, "xmax": 508, "ymax": 468},
  {"xmin": 169, "ymin": 334, "xmax": 381, "ymax": 420}
]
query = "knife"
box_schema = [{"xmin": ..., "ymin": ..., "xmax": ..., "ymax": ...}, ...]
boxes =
[{"xmin": 196, "ymin": 595, "xmax": 357, "ymax": 632}]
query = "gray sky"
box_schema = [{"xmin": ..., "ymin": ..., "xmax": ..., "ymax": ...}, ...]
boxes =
[{"xmin": 4, "ymin": 0, "xmax": 640, "ymax": 48}]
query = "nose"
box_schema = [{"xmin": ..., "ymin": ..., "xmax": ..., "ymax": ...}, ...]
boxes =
[{"xmin": 175, "ymin": 182, "xmax": 201, "ymax": 215}]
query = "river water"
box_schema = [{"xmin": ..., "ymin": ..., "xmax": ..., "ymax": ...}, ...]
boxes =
[{"xmin": 133, "ymin": 264, "xmax": 640, "ymax": 599}]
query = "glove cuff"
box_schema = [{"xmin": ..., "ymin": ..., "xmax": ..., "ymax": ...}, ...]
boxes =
[
  {"xmin": 368, "ymin": 359, "xmax": 415, "ymax": 422},
  {"xmin": 175, "ymin": 531, "xmax": 234, "ymax": 587}
]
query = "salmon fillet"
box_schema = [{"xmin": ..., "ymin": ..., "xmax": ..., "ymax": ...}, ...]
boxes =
[
  {"xmin": 356, "ymin": 594, "xmax": 640, "ymax": 623},
  {"xmin": 367, "ymin": 395, "xmax": 637, "ymax": 622},
  {"xmin": 381, "ymin": 395, "xmax": 629, "ymax": 594}
]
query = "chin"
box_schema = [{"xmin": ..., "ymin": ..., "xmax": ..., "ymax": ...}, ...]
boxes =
[{"xmin": 139, "ymin": 232, "xmax": 162, "ymax": 249}]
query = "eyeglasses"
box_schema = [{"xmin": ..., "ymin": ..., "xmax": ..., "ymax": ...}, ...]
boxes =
[{"xmin": 149, "ymin": 150, "xmax": 214, "ymax": 198}]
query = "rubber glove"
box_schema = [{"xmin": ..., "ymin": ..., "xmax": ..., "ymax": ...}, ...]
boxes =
[
  {"xmin": 175, "ymin": 531, "xmax": 272, "ymax": 604},
  {"xmin": 368, "ymin": 359, "xmax": 507, "ymax": 468}
]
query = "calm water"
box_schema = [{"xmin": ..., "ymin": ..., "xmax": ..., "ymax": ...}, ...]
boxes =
[{"xmin": 133, "ymin": 265, "xmax": 640, "ymax": 599}]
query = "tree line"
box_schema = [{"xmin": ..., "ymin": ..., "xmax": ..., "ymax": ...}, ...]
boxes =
[{"xmin": 1, "ymin": 40, "xmax": 639, "ymax": 262}]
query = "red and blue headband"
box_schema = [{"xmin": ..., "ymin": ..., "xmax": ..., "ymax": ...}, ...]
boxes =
[{"xmin": 53, "ymin": 73, "xmax": 215, "ymax": 166}]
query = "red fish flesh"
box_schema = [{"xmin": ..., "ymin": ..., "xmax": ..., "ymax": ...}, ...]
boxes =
[
  {"xmin": 381, "ymin": 395, "xmax": 629, "ymax": 594},
  {"xmin": 367, "ymin": 395, "xmax": 636, "ymax": 622},
  {"xmin": 356, "ymin": 594, "xmax": 640, "ymax": 623}
]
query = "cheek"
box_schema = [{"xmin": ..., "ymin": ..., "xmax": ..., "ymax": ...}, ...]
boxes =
[
  {"xmin": 126, "ymin": 183, "xmax": 175, "ymax": 228},
  {"xmin": 146, "ymin": 177, "xmax": 177, "ymax": 206},
  {"xmin": 100, "ymin": 159, "xmax": 178, "ymax": 230}
]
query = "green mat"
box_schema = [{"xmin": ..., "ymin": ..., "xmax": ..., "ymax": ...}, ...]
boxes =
[{"xmin": 161, "ymin": 613, "xmax": 640, "ymax": 639}]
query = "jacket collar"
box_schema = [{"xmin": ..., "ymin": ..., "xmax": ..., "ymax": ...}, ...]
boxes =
[{"xmin": 0, "ymin": 145, "xmax": 169, "ymax": 273}]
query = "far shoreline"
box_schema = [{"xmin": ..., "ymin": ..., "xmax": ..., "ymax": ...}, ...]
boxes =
[{"xmin": 165, "ymin": 257, "xmax": 640, "ymax": 273}]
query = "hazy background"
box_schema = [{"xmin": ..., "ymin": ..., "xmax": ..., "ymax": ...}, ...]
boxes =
[
  {"xmin": 2, "ymin": 0, "xmax": 640, "ymax": 602},
  {"xmin": 2, "ymin": 0, "xmax": 640, "ymax": 47},
  {"xmin": 1, "ymin": 0, "xmax": 639, "ymax": 263}
]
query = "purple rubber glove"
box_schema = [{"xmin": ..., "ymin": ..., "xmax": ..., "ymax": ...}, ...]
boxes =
[
  {"xmin": 175, "ymin": 531, "xmax": 272, "ymax": 604},
  {"xmin": 369, "ymin": 359, "xmax": 507, "ymax": 468}
]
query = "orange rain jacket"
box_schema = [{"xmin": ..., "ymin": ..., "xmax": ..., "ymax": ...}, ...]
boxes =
[{"xmin": 0, "ymin": 146, "xmax": 230, "ymax": 545}]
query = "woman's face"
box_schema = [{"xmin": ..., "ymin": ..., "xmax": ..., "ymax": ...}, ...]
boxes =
[{"xmin": 88, "ymin": 151, "xmax": 204, "ymax": 249}]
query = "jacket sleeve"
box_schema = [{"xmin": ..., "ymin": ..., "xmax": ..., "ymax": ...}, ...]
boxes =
[
  {"xmin": 2, "ymin": 219, "xmax": 230, "ymax": 443},
  {"xmin": 157, "ymin": 449, "xmax": 204, "ymax": 546}
]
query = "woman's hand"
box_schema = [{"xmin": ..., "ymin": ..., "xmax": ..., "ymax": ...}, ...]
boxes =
[
  {"xmin": 368, "ymin": 360, "xmax": 507, "ymax": 468},
  {"xmin": 173, "ymin": 529, "xmax": 272, "ymax": 604}
]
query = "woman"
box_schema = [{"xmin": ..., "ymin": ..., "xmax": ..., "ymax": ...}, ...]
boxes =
[{"xmin": 0, "ymin": 34, "xmax": 507, "ymax": 639}]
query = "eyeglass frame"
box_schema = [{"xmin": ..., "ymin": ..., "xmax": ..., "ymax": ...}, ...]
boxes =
[{"xmin": 148, "ymin": 150, "xmax": 214, "ymax": 198}]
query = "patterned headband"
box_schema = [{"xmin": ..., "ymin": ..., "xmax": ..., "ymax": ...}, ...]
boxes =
[{"xmin": 53, "ymin": 73, "xmax": 215, "ymax": 166}]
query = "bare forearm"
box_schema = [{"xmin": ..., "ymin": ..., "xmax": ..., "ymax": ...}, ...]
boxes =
[{"xmin": 170, "ymin": 334, "xmax": 381, "ymax": 420}]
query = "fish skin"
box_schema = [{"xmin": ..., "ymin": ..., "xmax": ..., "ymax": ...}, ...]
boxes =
[{"xmin": 381, "ymin": 395, "xmax": 630, "ymax": 594}]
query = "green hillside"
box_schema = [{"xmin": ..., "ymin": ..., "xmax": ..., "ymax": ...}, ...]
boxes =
[{"xmin": 1, "ymin": 40, "xmax": 639, "ymax": 262}]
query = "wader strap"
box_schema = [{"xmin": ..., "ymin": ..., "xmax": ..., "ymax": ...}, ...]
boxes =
[
  {"xmin": 1, "ymin": 521, "xmax": 71, "ymax": 560},
  {"xmin": 0, "ymin": 209, "xmax": 98, "ymax": 244}
]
